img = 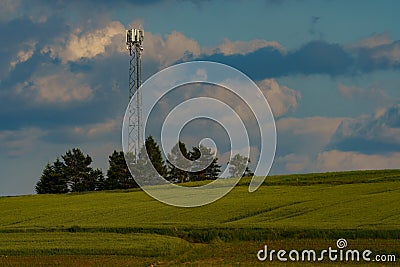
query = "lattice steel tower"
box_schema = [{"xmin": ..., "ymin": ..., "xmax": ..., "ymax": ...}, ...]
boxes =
[{"xmin": 126, "ymin": 28, "xmax": 144, "ymax": 159}]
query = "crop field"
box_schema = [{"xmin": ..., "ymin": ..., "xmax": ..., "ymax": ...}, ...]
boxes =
[{"xmin": 0, "ymin": 170, "xmax": 399, "ymax": 266}]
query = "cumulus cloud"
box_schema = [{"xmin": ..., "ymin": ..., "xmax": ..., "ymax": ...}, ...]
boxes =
[
  {"xmin": 316, "ymin": 150, "xmax": 400, "ymax": 172},
  {"xmin": 328, "ymin": 104, "xmax": 400, "ymax": 154},
  {"xmin": 43, "ymin": 21, "xmax": 125, "ymax": 63},
  {"xmin": 42, "ymin": 20, "xmax": 203, "ymax": 71},
  {"xmin": 145, "ymin": 31, "xmax": 201, "ymax": 67},
  {"xmin": 274, "ymin": 112, "xmax": 400, "ymax": 173},
  {"xmin": 274, "ymin": 153, "xmax": 311, "ymax": 173},
  {"xmin": 258, "ymin": 79, "xmax": 300, "ymax": 117},
  {"xmin": 9, "ymin": 40, "xmax": 36, "ymax": 69},
  {"xmin": 16, "ymin": 71, "xmax": 92, "ymax": 103},
  {"xmin": 353, "ymin": 33, "xmax": 400, "ymax": 71},
  {"xmin": 275, "ymin": 105, "xmax": 400, "ymax": 173}
]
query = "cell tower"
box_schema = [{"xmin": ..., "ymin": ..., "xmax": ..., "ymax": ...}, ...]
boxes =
[{"xmin": 126, "ymin": 28, "xmax": 144, "ymax": 159}]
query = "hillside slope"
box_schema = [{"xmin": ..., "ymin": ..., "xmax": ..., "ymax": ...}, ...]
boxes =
[
  {"xmin": 1, "ymin": 170, "xmax": 399, "ymax": 234},
  {"xmin": 0, "ymin": 170, "xmax": 399, "ymax": 265}
]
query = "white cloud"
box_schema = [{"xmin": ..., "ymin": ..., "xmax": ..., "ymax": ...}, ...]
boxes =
[
  {"xmin": 216, "ymin": 38, "xmax": 286, "ymax": 55},
  {"xmin": 144, "ymin": 31, "xmax": 201, "ymax": 67},
  {"xmin": 43, "ymin": 21, "xmax": 203, "ymax": 69},
  {"xmin": 43, "ymin": 21, "xmax": 125, "ymax": 63},
  {"xmin": 144, "ymin": 31, "xmax": 286, "ymax": 69},
  {"xmin": 258, "ymin": 103, "xmax": 400, "ymax": 174},
  {"xmin": 274, "ymin": 153, "xmax": 311, "ymax": 173},
  {"xmin": 258, "ymin": 79, "xmax": 301, "ymax": 117},
  {"xmin": 40, "ymin": 20, "xmax": 288, "ymax": 76},
  {"xmin": 316, "ymin": 150, "xmax": 400, "ymax": 172},
  {"xmin": 16, "ymin": 71, "xmax": 92, "ymax": 103},
  {"xmin": 10, "ymin": 41, "xmax": 36, "ymax": 69}
]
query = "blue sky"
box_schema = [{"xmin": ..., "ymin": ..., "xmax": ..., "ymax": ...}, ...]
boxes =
[{"xmin": 1, "ymin": 0, "xmax": 400, "ymax": 195}]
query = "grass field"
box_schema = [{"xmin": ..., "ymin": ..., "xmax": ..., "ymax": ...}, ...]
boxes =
[{"xmin": 0, "ymin": 170, "xmax": 399, "ymax": 266}]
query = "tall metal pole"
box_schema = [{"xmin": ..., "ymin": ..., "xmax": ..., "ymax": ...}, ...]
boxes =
[{"xmin": 126, "ymin": 29, "xmax": 144, "ymax": 160}]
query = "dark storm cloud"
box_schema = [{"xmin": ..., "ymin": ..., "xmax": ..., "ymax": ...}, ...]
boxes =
[
  {"xmin": 196, "ymin": 41, "xmax": 353, "ymax": 79},
  {"xmin": 288, "ymin": 41, "xmax": 352, "ymax": 75},
  {"xmin": 194, "ymin": 39, "xmax": 400, "ymax": 79},
  {"xmin": 197, "ymin": 46, "xmax": 286, "ymax": 79}
]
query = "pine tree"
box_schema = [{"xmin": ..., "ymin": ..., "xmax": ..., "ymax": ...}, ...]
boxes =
[
  {"xmin": 105, "ymin": 150, "xmax": 137, "ymax": 189},
  {"xmin": 35, "ymin": 158, "xmax": 68, "ymax": 194},
  {"xmin": 62, "ymin": 148, "xmax": 101, "ymax": 192},
  {"xmin": 144, "ymin": 136, "xmax": 167, "ymax": 178}
]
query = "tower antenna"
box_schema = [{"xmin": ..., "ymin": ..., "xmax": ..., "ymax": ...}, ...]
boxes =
[{"xmin": 126, "ymin": 28, "xmax": 144, "ymax": 160}]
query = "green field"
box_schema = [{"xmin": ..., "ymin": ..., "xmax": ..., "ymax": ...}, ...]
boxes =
[{"xmin": 0, "ymin": 170, "xmax": 399, "ymax": 266}]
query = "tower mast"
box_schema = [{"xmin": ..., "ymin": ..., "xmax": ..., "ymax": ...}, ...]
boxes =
[{"xmin": 126, "ymin": 28, "xmax": 144, "ymax": 160}]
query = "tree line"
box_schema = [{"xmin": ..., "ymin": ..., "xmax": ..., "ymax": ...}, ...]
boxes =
[{"xmin": 35, "ymin": 136, "xmax": 253, "ymax": 194}]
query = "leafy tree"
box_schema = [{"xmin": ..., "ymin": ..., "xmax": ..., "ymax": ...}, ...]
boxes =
[
  {"xmin": 189, "ymin": 145, "xmax": 221, "ymax": 181},
  {"xmin": 62, "ymin": 148, "xmax": 102, "ymax": 192},
  {"xmin": 35, "ymin": 158, "xmax": 68, "ymax": 194},
  {"xmin": 166, "ymin": 141, "xmax": 191, "ymax": 183},
  {"xmin": 104, "ymin": 150, "xmax": 138, "ymax": 189},
  {"xmin": 228, "ymin": 153, "xmax": 253, "ymax": 178}
]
